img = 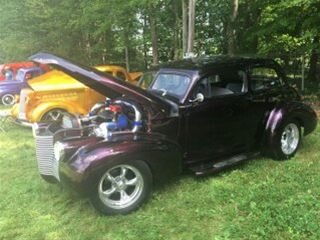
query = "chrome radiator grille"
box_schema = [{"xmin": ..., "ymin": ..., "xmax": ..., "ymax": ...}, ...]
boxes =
[{"xmin": 35, "ymin": 135, "xmax": 60, "ymax": 181}]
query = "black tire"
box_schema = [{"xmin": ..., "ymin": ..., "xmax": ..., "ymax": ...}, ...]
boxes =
[
  {"xmin": 271, "ymin": 120, "xmax": 301, "ymax": 160},
  {"xmin": 1, "ymin": 94, "xmax": 15, "ymax": 106},
  {"xmin": 90, "ymin": 160, "xmax": 153, "ymax": 215}
]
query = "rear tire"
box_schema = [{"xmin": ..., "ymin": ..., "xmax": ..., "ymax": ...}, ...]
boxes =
[
  {"xmin": 271, "ymin": 120, "xmax": 301, "ymax": 160},
  {"xmin": 90, "ymin": 160, "xmax": 153, "ymax": 215}
]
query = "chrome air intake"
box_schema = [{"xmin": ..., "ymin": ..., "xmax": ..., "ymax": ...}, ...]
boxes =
[
  {"xmin": 33, "ymin": 124, "xmax": 60, "ymax": 181},
  {"xmin": 114, "ymin": 100, "xmax": 142, "ymax": 133}
]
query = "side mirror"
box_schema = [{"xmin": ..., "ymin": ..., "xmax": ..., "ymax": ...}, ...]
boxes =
[{"xmin": 189, "ymin": 93, "xmax": 204, "ymax": 103}]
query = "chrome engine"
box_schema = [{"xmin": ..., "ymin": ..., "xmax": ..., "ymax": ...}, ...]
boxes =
[{"xmin": 61, "ymin": 99, "xmax": 143, "ymax": 139}]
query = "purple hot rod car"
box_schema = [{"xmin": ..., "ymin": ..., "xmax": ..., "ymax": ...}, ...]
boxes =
[
  {"xmin": 0, "ymin": 66, "xmax": 45, "ymax": 105},
  {"xmin": 31, "ymin": 53, "xmax": 317, "ymax": 215}
]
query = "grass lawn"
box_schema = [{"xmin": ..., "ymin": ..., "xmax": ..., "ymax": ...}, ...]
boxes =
[{"xmin": 0, "ymin": 106, "xmax": 319, "ymax": 240}]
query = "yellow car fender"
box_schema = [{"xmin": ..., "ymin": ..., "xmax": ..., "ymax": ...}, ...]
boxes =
[
  {"xmin": 29, "ymin": 101, "xmax": 87, "ymax": 122},
  {"xmin": 11, "ymin": 103, "xmax": 19, "ymax": 118}
]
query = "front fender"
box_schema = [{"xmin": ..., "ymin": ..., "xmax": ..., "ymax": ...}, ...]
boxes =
[
  {"xmin": 59, "ymin": 132, "xmax": 183, "ymax": 195},
  {"xmin": 0, "ymin": 86, "xmax": 20, "ymax": 97},
  {"xmin": 264, "ymin": 101, "xmax": 317, "ymax": 148},
  {"xmin": 29, "ymin": 101, "xmax": 87, "ymax": 122}
]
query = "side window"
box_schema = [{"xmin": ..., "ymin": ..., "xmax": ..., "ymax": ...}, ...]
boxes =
[
  {"xmin": 192, "ymin": 69, "xmax": 247, "ymax": 99},
  {"xmin": 138, "ymin": 72, "xmax": 155, "ymax": 89},
  {"xmin": 31, "ymin": 71, "xmax": 42, "ymax": 79},
  {"xmin": 250, "ymin": 67, "xmax": 282, "ymax": 92},
  {"xmin": 103, "ymin": 71, "xmax": 114, "ymax": 76},
  {"xmin": 116, "ymin": 71, "xmax": 127, "ymax": 81}
]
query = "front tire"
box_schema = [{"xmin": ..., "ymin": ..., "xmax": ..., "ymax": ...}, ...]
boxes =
[
  {"xmin": 272, "ymin": 120, "xmax": 301, "ymax": 160},
  {"xmin": 1, "ymin": 94, "xmax": 15, "ymax": 106},
  {"xmin": 90, "ymin": 160, "xmax": 153, "ymax": 215}
]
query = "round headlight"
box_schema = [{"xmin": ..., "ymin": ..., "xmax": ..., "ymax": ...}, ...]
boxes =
[
  {"xmin": 62, "ymin": 115, "xmax": 73, "ymax": 128},
  {"xmin": 54, "ymin": 142, "xmax": 65, "ymax": 161},
  {"xmin": 62, "ymin": 114, "xmax": 81, "ymax": 129}
]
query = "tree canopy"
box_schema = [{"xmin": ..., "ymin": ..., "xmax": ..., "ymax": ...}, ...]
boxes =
[{"xmin": 0, "ymin": 0, "xmax": 319, "ymax": 80}]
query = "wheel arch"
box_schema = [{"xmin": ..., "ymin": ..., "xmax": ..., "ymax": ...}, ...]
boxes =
[
  {"xmin": 263, "ymin": 101, "xmax": 317, "ymax": 148},
  {"xmin": 29, "ymin": 102, "xmax": 83, "ymax": 122},
  {"xmin": 62, "ymin": 134, "xmax": 183, "ymax": 194}
]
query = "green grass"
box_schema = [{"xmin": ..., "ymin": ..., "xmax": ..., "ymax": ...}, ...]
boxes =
[{"xmin": 0, "ymin": 111, "xmax": 319, "ymax": 239}]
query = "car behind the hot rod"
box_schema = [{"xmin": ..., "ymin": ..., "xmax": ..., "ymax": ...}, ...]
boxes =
[{"xmin": 31, "ymin": 53, "xmax": 317, "ymax": 215}]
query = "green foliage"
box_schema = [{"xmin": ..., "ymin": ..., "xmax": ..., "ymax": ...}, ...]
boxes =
[{"xmin": 0, "ymin": 0, "xmax": 319, "ymax": 75}]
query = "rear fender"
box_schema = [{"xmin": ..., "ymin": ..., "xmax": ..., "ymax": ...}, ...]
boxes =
[
  {"xmin": 264, "ymin": 101, "xmax": 317, "ymax": 148},
  {"xmin": 64, "ymin": 133, "xmax": 183, "ymax": 188}
]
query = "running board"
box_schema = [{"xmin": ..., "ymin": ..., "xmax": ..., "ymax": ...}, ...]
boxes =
[{"xmin": 189, "ymin": 152, "xmax": 260, "ymax": 176}]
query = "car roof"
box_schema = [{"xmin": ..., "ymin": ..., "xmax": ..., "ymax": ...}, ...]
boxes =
[
  {"xmin": 160, "ymin": 55, "xmax": 276, "ymax": 73},
  {"xmin": 18, "ymin": 66, "xmax": 43, "ymax": 73}
]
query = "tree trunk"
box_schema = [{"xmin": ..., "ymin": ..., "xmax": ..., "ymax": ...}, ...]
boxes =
[
  {"xmin": 124, "ymin": 31, "xmax": 130, "ymax": 72},
  {"xmin": 227, "ymin": 0, "xmax": 238, "ymax": 55},
  {"xmin": 148, "ymin": 8, "xmax": 159, "ymax": 65},
  {"xmin": 173, "ymin": 0, "xmax": 181, "ymax": 60},
  {"xmin": 187, "ymin": 0, "xmax": 196, "ymax": 54},
  {"xmin": 125, "ymin": 46, "xmax": 130, "ymax": 72},
  {"xmin": 182, "ymin": 0, "xmax": 188, "ymax": 56},
  {"xmin": 142, "ymin": 14, "xmax": 148, "ymax": 68},
  {"xmin": 307, "ymin": 36, "xmax": 319, "ymax": 82},
  {"xmin": 85, "ymin": 33, "xmax": 92, "ymax": 63}
]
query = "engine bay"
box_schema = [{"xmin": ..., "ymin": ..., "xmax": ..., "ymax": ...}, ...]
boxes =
[{"xmin": 61, "ymin": 99, "xmax": 143, "ymax": 139}]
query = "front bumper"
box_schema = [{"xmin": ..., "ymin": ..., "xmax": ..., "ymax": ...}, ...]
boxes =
[{"xmin": 13, "ymin": 118, "xmax": 34, "ymax": 128}]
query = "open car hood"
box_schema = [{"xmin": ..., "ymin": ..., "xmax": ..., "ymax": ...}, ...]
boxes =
[{"xmin": 30, "ymin": 53, "xmax": 178, "ymax": 117}]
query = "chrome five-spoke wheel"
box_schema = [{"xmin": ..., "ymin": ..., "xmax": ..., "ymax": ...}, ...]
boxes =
[
  {"xmin": 98, "ymin": 165, "xmax": 144, "ymax": 210},
  {"xmin": 281, "ymin": 123, "xmax": 300, "ymax": 156},
  {"xmin": 41, "ymin": 109, "xmax": 66, "ymax": 122},
  {"xmin": 272, "ymin": 120, "xmax": 301, "ymax": 160},
  {"xmin": 90, "ymin": 161, "xmax": 152, "ymax": 215}
]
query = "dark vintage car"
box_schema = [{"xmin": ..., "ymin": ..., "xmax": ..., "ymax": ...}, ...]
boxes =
[{"xmin": 31, "ymin": 53, "xmax": 317, "ymax": 215}]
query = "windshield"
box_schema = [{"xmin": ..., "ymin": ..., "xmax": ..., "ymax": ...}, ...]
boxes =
[
  {"xmin": 15, "ymin": 70, "xmax": 25, "ymax": 81},
  {"xmin": 4, "ymin": 69, "xmax": 14, "ymax": 81},
  {"xmin": 151, "ymin": 73, "xmax": 191, "ymax": 101}
]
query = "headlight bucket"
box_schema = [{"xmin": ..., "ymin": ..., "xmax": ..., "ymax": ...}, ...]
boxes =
[{"xmin": 54, "ymin": 141, "xmax": 65, "ymax": 161}]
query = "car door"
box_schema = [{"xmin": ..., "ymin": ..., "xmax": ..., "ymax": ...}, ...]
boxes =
[
  {"xmin": 185, "ymin": 67, "xmax": 252, "ymax": 163},
  {"xmin": 244, "ymin": 64, "xmax": 288, "ymax": 148}
]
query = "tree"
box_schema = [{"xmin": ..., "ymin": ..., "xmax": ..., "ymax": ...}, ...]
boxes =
[
  {"xmin": 182, "ymin": 0, "xmax": 188, "ymax": 56},
  {"xmin": 187, "ymin": 0, "xmax": 196, "ymax": 54},
  {"xmin": 0, "ymin": 0, "xmax": 319, "ymax": 84},
  {"xmin": 226, "ymin": 0, "xmax": 238, "ymax": 55},
  {"xmin": 148, "ymin": 5, "xmax": 159, "ymax": 65}
]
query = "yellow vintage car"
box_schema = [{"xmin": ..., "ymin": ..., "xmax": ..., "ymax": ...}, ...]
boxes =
[{"xmin": 11, "ymin": 65, "xmax": 142, "ymax": 126}]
